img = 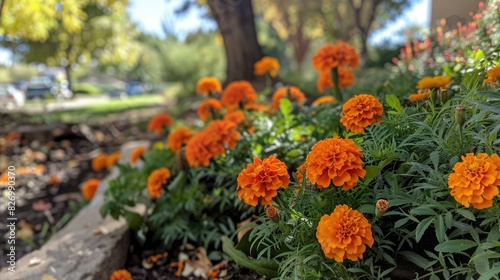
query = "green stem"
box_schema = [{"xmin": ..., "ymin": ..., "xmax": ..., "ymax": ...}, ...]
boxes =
[{"xmin": 330, "ymin": 67, "xmax": 343, "ymax": 103}]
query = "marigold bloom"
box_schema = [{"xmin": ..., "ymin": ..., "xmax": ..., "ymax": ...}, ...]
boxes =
[
  {"xmin": 409, "ymin": 91, "xmax": 430, "ymax": 102},
  {"xmin": 185, "ymin": 121, "xmax": 240, "ymax": 167},
  {"xmin": 237, "ymin": 156, "xmax": 290, "ymax": 206},
  {"xmin": 317, "ymin": 67, "xmax": 355, "ymax": 92},
  {"xmin": 312, "ymin": 96, "xmax": 337, "ymax": 106},
  {"xmin": 206, "ymin": 120, "xmax": 241, "ymax": 150},
  {"xmin": 312, "ymin": 42, "xmax": 359, "ymax": 72},
  {"xmin": 82, "ymin": 179, "xmax": 100, "ymax": 200},
  {"xmin": 223, "ymin": 110, "xmax": 245, "ymax": 124},
  {"xmin": 147, "ymin": 167, "xmax": 171, "ymax": 198},
  {"xmin": 196, "ymin": 77, "xmax": 222, "ymax": 95},
  {"xmin": 254, "ymin": 56, "xmax": 280, "ymax": 77},
  {"xmin": 48, "ymin": 175, "xmax": 60, "ymax": 185},
  {"xmin": 448, "ymin": 153, "xmax": 500, "ymax": 209},
  {"xmin": 92, "ymin": 153, "xmax": 108, "ymax": 172},
  {"xmin": 147, "ymin": 113, "xmax": 173, "ymax": 134},
  {"xmin": 197, "ymin": 98, "xmax": 223, "ymax": 122},
  {"xmin": 110, "ymin": 269, "xmax": 132, "ymax": 280},
  {"xmin": 168, "ymin": 127, "xmax": 193, "ymax": 153},
  {"xmin": 296, "ymin": 163, "xmax": 306, "ymax": 184},
  {"xmin": 271, "ymin": 86, "xmax": 306, "ymax": 109},
  {"xmin": 244, "ymin": 103, "xmax": 269, "ymax": 112},
  {"xmin": 316, "ymin": 204, "xmax": 374, "ymax": 262},
  {"xmin": 484, "ymin": 66, "xmax": 500, "ymax": 83},
  {"xmin": 185, "ymin": 130, "xmax": 214, "ymax": 168},
  {"xmin": 106, "ymin": 152, "xmax": 121, "ymax": 168},
  {"xmin": 221, "ymin": 81, "xmax": 257, "ymax": 111},
  {"xmin": 130, "ymin": 147, "xmax": 146, "ymax": 164},
  {"xmin": 305, "ymin": 137, "xmax": 366, "ymax": 190},
  {"xmin": 265, "ymin": 205, "xmax": 278, "ymax": 222},
  {"xmin": 417, "ymin": 75, "xmax": 451, "ymax": 89},
  {"xmin": 340, "ymin": 94, "xmax": 384, "ymax": 133}
]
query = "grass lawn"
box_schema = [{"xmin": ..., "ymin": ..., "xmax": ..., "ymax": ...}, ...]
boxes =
[{"xmin": 15, "ymin": 95, "xmax": 170, "ymax": 125}]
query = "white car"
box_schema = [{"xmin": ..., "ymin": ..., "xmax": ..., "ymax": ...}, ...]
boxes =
[{"xmin": 0, "ymin": 84, "xmax": 26, "ymax": 111}]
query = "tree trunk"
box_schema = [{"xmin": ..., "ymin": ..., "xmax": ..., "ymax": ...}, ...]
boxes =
[
  {"xmin": 207, "ymin": 0, "xmax": 262, "ymax": 84},
  {"xmin": 64, "ymin": 65, "xmax": 72, "ymax": 91}
]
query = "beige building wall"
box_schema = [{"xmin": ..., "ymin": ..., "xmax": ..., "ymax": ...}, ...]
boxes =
[{"xmin": 431, "ymin": 0, "xmax": 482, "ymax": 29}]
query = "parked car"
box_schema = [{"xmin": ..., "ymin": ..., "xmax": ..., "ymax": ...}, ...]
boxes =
[
  {"xmin": 0, "ymin": 84, "xmax": 26, "ymax": 111},
  {"xmin": 125, "ymin": 81, "xmax": 144, "ymax": 96},
  {"xmin": 26, "ymin": 76, "xmax": 73, "ymax": 100}
]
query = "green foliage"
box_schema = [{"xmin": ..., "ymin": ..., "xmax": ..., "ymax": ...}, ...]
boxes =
[{"xmin": 72, "ymin": 83, "xmax": 102, "ymax": 95}]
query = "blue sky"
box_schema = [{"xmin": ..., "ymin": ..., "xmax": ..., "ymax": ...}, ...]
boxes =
[{"xmin": 0, "ymin": 0, "xmax": 430, "ymax": 64}]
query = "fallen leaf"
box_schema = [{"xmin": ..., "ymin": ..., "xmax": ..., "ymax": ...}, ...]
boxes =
[
  {"xmin": 32, "ymin": 200, "xmax": 53, "ymax": 212},
  {"xmin": 237, "ymin": 215, "xmax": 260, "ymax": 242},
  {"xmin": 18, "ymin": 219, "xmax": 34, "ymax": 240}
]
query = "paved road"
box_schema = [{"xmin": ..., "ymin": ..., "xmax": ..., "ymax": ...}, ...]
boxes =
[{"xmin": 17, "ymin": 94, "xmax": 111, "ymax": 114}]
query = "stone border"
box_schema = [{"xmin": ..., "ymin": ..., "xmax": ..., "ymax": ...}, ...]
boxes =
[{"xmin": 1, "ymin": 141, "xmax": 149, "ymax": 280}]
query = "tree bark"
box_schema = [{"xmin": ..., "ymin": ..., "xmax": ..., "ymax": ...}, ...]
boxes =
[
  {"xmin": 64, "ymin": 65, "xmax": 72, "ymax": 91},
  {"xmin": 207, "ymin": 0, "xmax": 263, "ymax": 84}
]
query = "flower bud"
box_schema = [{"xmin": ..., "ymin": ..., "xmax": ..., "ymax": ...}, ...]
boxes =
[
  {"xmin": 430, "ymin": 89, "xmax": 438, "ymax": 106},
  {"xmin": 455, "ymin": 105, "xmax": 466, "ymax": 128},
  {"xmin": 375, "ymin": 199, "xmax": 389, "ymax": 218},
  {"xmin": 439, "ymin": 88, "xmax": 448, "ymax": 104},
  {"xmin": 265, "ymin": 205, "xmax": 279, "ymax": 223}
]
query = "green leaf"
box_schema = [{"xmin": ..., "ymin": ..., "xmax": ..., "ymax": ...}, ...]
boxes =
[
  {"xmin": 123, "ymin": 210, "xmax": 143, "ymax": 230},
  {"xmin": 434, "ymin": 240, "xmax": 477, "ymax": 253},
  {"xmin": 167, "ymin": 171, "xmax": 187, "ymax": 191},
  {"xmin": 430, "ymin": 151, "xmax": 439, "ymax": 170},
  {"xmin": 476, "ymin": 91, "xmax": 500, "ymax": 100},
  {"xmin": 435, "ymin": 215, "xmax": 446, "ymax": 243},
  {"xmin": 279, "ymin": 98, "xmax": 292, "ymax": 117},
  {"xmin": 399, "ymin": 251, "xmax": 430, "ymax": 269},
  {"xmin": 411, "ymin": 206, "xmax": 437, "ymax": 216},
  {"xmin": 285, "ymin": 149, "xmax": 301, "ymax": 158},
  {"xmin": 474, "ymin": 49, "xmax": 485, "ymax": 60},
  {"xmin": 222, "ymin": 236, "xmax": 278, "ymax": 277},
  {"xmin": 363, "ymin": 165, "xmax": 381, "ymax": 186},
  {"xmin": 99, "ymin": 202, "xmax": 110, "ymax": 218},
  {"xmin": 478, "ymin": 265, "xmax": 500, "ymax": 280},
  {"xmin": 415, "ymin": 216, "xmax": 435, "ymax": 243},
  {"xmin": 386, "ymin": 94, "xmax": 403, "ymax": 113},
  {"xmin": 385, "ymin": 172, "xmax": 398, "ymax": 188},
  {"xmin": 456, "ymin": 209, "xmax": 476, "ymax": 221}
]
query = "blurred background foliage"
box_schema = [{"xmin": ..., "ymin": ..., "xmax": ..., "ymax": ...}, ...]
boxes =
[{"xmin": 0, "ymin": 0, "xmax": 450, "ymax": 102}]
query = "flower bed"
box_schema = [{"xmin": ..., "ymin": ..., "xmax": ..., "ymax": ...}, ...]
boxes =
[{"xmin": 98, "ymin": 2, "xmax": 500, "ymax": 279}]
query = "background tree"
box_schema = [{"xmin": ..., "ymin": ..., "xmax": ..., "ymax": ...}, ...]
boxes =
[{"xmin": 3, "ymin": 0, "xmax": 141, "ymax": 90}]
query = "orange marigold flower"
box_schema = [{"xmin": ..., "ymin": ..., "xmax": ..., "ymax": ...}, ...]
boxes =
[
  {"xmin": 130, "ymin": 147, "xmax": 146, "ymax": 164},
  {"xmin": 106, "ymin": 152, "xmax": 121, "ymax": 168},
  {"xmin": 448, "ymin": 153, "xmax": 500, "ymax": 209},
  {"xmin": 221, "ymin": 81, "xmax": 257, "ymax": 111},
  {"xmin": 82, "ymin": 179, "xmax": 100, "ymax": 200},
  {"xmin": 305, "ymin": 137, "xmax": 366, "ymax": 190},
  {"xmin": 296, "ymin": 163, "xmax": 306, "ymax": 184},
  {"xmin": 417, "ymin": 75, "xmax": 451, "ymax": 89},
  {"xmin": 244, "ymin": 103, "xmax": 269, "ymax": 112},
  {"xmin": 224, "ymin": 110, "xmax": 245, "ymax": 124},
  {"xmin": 237, "ymin": 156, "xmax": 290, "ymax": 206},
  {"xmin": 48, "ymin": 175, "xmax": 60, "ymax": 185},
  {"xmin": 316, "ymin": 204, "xmax": 374, "ymax": 262},
  {"xmin": 110, "ymin": 269, "xmax": 133, "ymax": 280},
  {"xmin": 206, "ymin": 120, "xmax": 241, "ymax": 150},
  {"xmin": 312, "ymin": 96, "xmax": 337, "ymax": 106},
  {"xmin": 92, "ymin": 153, "xmax": 108, "ymax": 172},
  {"xmin": 197, "ymin": 98, "xmax": 223, "ymax": 122},
  {"xmin": 271, "ymin": 86, "xmax": 306, "ymax": 109},
  {"xmin": 185, "ymin": 130, "xmax": 214, "ymax": 168},
  {"xmin": 254, "ymin": 56, "xmax": 280, "ymax": 77},
  {"xmin": 147, "ymin": 113, "xmax": 173, "ymax": 135},
  {"xmin": 409, "ymin": 91, "xmax": 430, "ymax": 102},
  {"xmin": 185, "ymin": 121, "xmax": 240, "ymax": 167},
  {"xmin": 196, "ymin": 77, "xmax": 222, "ymax": 95},
  {"xmin": 340, "ymin": 94, "xmax": 384, "ymax": 133},
  {"xmin": 147, "ymin": 167, "xmax": 171, "ymax": 198},
  {"xmin": 317, "ymin": 67, "xmax": 354, "ymax": 92},
  {"xmin": 312, "ymin": 42, "xmax": 359, "ymax": 72},
  {"xmin": 168, "ymin": 127, "xmax": 193, "ymax": 153},
  {"xmin": 484, "ymin": 66, "xmax": 500, "ymax": 83}
]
